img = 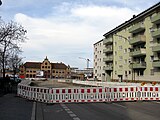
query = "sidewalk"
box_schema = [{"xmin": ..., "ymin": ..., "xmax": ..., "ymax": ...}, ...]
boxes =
[{"xmin": 0, "ymin": 93, "xmax": 33, "ymax": 120}]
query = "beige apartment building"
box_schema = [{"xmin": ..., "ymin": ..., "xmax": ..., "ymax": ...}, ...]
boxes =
[
  {"xmin": 94, "ymin": 2, "xmax": 160, "ymax": 82},
  {"xmin": 94, "ymin": 40, "xmax": 106, "ymax": 81}
]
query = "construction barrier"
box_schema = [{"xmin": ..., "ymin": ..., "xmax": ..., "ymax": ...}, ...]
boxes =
[{"xmin": 17, "ymin": 82, "xmax": 160, "ymax": 104}]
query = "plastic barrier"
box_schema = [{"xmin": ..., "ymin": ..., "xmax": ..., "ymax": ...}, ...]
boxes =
[
  {"xmin": 17, "ymin": 82, "xmax": 160, "ymax": 104},
  {"xmin": 48, "ymin": 87, "xmax": 109, "ymax": 103}
]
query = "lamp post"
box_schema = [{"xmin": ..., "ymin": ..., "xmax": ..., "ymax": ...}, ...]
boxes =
[
  {"xmin": 0, "ymin": 0, "xmax": 2, "ymax": 6},
  {"xmin": 113, "ymin": 34, "xmax": 134, "ymax": 82}
]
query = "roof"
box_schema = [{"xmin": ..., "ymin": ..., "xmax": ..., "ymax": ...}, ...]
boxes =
[
  {"xmin": 93, "ymin": 39, "xmax": 103, "ymax": 45},
  {"xmin": 51, "ymin": 63, "xmax": 68, "ymax": 69},
  {"xmin": 103, "ymin": 2, "xmax": 160, "ymax": 37},
  {"xmin": 24, "ymin": 62, "xmax": 41, "ymax": 69}
]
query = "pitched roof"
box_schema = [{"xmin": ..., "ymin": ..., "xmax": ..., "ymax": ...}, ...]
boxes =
[
  {"xmin": 51, "ymin": 63, "xmax": 68, "ymax": 69},
  {"xmin": 24, "ymin": 62, "xmax": 41, "ymax": 69}
]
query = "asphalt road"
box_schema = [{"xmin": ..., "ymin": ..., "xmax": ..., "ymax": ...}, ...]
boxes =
[
  {"xmin": 36, "ymin": 101, "xmax": 160, "ymax": 120},
  {"xmin": 0, "ymin": 94, "xmax": 33, "ymax": 120}
]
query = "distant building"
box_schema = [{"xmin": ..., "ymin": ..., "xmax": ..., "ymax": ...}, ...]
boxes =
[{"xmin": 19, "ymin": 57, "xmax": 71, "ymax": 79}]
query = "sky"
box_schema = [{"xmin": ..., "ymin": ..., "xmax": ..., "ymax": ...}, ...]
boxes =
[{"xmin": 0, "ymin": 0, "xmax": 160, "ymax": 69}]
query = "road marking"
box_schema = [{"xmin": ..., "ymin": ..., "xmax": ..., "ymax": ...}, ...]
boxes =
[
  {"xmin": 60, "ymin": 104, "xmax": 81, "ymax": 120},
  {"xmin": 73, "ymin": 118, "xmax": 80, "ymax": 120},
  {"xmin": 152, "ymin": 101, "xmax": 160, "ymax": 104},
  {"xmin": 67, "ymin": 111, "xmax": 73, "ymax": 114},
  {"xmin": 112, "ymin": 103, "xmax": 127, "ymax": 108},
  {"xmin": 70, "ymin": 113, "xmax": 77, "ymax": 117},
  {"xmin": 65, "ymin": 108, "xmax": 70, "ymax": 111},
  {"xmin": 31, "ymin": 102, "xmax": 36, "ymax": 120}
]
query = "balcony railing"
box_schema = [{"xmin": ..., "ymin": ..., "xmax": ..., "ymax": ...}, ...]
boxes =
[
  {"xmin": 153, "ymin": 60, "xmax": 160, "ymax": 68},
  {"xmin": 152, "ymin": 44, "xmax": 160, "ymax": 52},
  {"xmin": 103, "ymin": 38, "xmax": 113, "ymax": 45},
  {"xmin": 103, "ymin": 47, "xmax": 113, "ymax": 53},
  {"xmin": 129, "ymin": 62, "xmax": 146, "ymax": 69},
  {"xmin": 151, "ymin": 14, "xmax": 160, "ymax": 24},
  {"xmin": 129, "ymin": 35, "xmax": 146, "ymax": 45},
  {"xmin": 103, "ymin": 57, "xmax": 113, "ymax": 62},
  {"xmin": 129, "ymin": 23, "xmax": 145, "ymax": 33},
  {"xmin": 151, "ymin": 29, "xmax": 160, "ymax": 38},
  {"xmin": 103, "ymin": 65, "xmax": 113, "ymax": 71},
  {"xmin": 129, "ymin": 48, "xmax": 146, "ymax": 57}
]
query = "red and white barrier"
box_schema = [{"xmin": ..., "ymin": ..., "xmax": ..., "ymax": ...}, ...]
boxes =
[{"xmin": 17, "ymin": 83, "xmax": 160, "ymax": 104}]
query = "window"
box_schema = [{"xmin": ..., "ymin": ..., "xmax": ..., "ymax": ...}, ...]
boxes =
[
  {"xmin": 119, "ymin": 45, "xmax": 122, "ymax": 50},
  {"xmin": 119, "ymin": 56, "xmax": 123, "ymax": 60},
  {"xmin": 150, "ymin": 69, "xmax": 154, "ymax": 75},
  {"xmin": 115, "ymin": 51, "xmax": 117, "ymax": 55},
  {"xmin": 115, "ymin": 61, "xmax": 117, "ymax": 65},
  {"xmin": 124, "ymin": 59, "xmax": 127, "ymax": 64},
  {"xmin": 150, "ymin": 56, "xmax": 154, "ymax": 62},
  {"xmin": 119, "ymin": 65, "xmax": 123, "ymax": 69},
  {"xmin": 45, "ymin": 62, "xmax": 47, "ymax": 65},
  {"xmin": 124, "ymin": 49, "xmax": 127, "ymax": 53},
  {"xmin": 48, "ymin": 66, "xmax": 50, "ymax": 69},
  {"xmin": 53, "ymin": 70, "xmax": 55, "ymax": 73},
  {"xmin": 42, "ymin": 66, "xmax": 44, "ymax": 68}
]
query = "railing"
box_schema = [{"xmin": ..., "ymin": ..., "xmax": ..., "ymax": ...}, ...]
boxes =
[{"xmin": 17, "ymin": 80, "xmax": 160, "ymax": 103}]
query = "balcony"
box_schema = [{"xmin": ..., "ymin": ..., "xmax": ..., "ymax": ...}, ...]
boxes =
[
  {"xmin": 103, "ymin": 65, "xmax": 113, "ymax": 71},
  {"xmin": 151, "ymin": 14, "xmax": 160, "ymax": 24},
  {"xmin": 103, "ymin": 38, "xmax": 113, "ymax": 45},
  {"xmin": 151, "ymin": 29, "xmax": 160, "ymax": 38},
  {"xmin": 152, "ymin": 44, "xmax": 160, "ymax": 52},
  {"xmin": 129, "ymin": 48, "xmax": 146, "ymax": 57},
  {"xmin": 103, "ymin": 47, "xmax": 113, "ymax": 53},
  {"xmin": 129, "ymin": 23, "xmax": 145, "ymax": 33},
  {"xmin": 129, "ymin": 35, "xmax": 146, "ymax": 45},
  {"xmin": 129, "ymin": 62, "xmax": 146, "ymax": 69},
  {"xmin": 103, "ymin": 56, "xmax": 113, "ymax": 62},
  {"xmin": 153, "ymin": 61, "xmax": 160, "ymax": 68}
]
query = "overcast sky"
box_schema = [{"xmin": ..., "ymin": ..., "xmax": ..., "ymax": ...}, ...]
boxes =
[{"xmin": 0, "ymin": 0, "xmax": 159, "ymax": 69}]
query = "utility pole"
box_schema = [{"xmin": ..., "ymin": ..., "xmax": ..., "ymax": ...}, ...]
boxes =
[{"xmin": 79, "ymin": 57, "xmax": 91, "ymax": 69}]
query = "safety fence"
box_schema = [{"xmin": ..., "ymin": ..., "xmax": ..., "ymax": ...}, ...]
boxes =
[{"xmin": 17, "ymin": 83, "xmax": 160, "ymax": 104}]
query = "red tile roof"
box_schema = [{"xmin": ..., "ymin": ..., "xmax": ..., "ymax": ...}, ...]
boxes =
[
  {"xmin": 51, "ymin": 63, "xmax": 68, "ymax": 69},
  {"xmin": 24, "ymin": 62, "xmax": 41, "ymax": 69}
]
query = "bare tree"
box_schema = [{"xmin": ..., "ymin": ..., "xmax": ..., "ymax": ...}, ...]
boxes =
[
  {"xmin": 8, "ymin": 52, "xmax": 23, "ymax": 80},
  {"xmin": 0, "ymin": 20, "xmax": 27, "ymax": 78}
]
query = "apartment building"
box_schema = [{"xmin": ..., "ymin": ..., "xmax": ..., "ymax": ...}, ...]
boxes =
[
  {"xmin": 94, "ymin": 2, "xmax": 160, "ymax": 82},
  {"xmin": 93, "ymin": 40, "xmax": 106, "ymax": 81},
  {"xmin": 19, "ymin": 57, "xmax": 71, "ymax": 79}
]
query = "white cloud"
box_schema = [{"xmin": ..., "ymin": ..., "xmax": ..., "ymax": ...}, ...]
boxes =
[{"xmin": 14, "ymin": 4, "xmax": 139, "ymax": 69}]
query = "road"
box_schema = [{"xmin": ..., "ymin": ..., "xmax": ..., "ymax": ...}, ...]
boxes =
[
  {"xmin": 0, "ymin": 94, "xmax": 33, "ymax": 120},
  {"xmin": 1, "ymin": 93, "xmax": 160, "ymax": 120},
  {"xmin": 36, "ymin": 101, "xmax": 160, "ymax": 120}
]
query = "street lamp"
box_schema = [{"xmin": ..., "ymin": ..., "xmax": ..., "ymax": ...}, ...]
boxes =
[{"xmin": 0, "ymin": 0, "xmax": 2, "ymax": 6}]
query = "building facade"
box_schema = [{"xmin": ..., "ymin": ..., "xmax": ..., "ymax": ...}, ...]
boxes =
[
  {"xmin": 94, "ymin": 2, "xmax": 160, "ymax": 82},
  {"xmin": 19, "ymin": 57, "xmax": 71, "ymax": 79},
  {"xmin": 93, "ymin": 40, "xmax": 106, "ymax": 81}
]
